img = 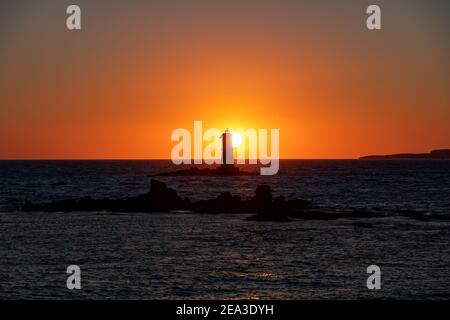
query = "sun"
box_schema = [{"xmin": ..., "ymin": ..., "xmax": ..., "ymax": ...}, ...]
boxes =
[{"xmin": 232, "ymin": 132, "xmax": 243, "ymax": 148}]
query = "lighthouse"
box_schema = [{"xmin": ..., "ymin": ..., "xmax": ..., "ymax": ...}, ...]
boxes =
[{"xmin": 221, "ymin": 128, "xmax": 234, "ymax": 166}]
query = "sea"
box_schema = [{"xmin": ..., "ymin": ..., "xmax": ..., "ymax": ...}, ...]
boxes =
[{"xmin": 0, "ymin": 160, "xmax": 449, "ymax": 299}]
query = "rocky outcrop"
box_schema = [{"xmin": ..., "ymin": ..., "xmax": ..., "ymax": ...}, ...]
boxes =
[
  {"xmin": 153, "ymin": 166, "xmax": 258, "ymax": 176},
  {"xmin": 22, "ymin": 179, "xmax": 309, "ymax": 221},
  {"xmin": 22, "ymin": 180, "xmax": 188, "ymax": 213},
  {"xmin": 22, "ymin": 180, "xmax": 448, "ymax": 222}
]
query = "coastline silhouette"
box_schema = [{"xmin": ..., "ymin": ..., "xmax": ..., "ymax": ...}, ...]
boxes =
[{"xmin": 360, "ymin": 149, "xmax": 450, "ymax": 160}]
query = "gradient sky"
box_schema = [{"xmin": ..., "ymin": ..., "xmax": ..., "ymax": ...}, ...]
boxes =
[{"xmin": 0, "ymin": 0, "xmax": 449, "ymax": 159}]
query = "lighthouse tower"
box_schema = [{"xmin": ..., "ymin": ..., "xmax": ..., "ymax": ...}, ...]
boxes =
[{"xmin": 221, "ymin": 128, "xmax": 234, "ymax": 166}]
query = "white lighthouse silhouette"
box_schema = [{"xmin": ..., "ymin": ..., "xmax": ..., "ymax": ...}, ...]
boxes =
[{"xmin": 221, "ymin": 128, "xmax": 234, "ymax": 166}]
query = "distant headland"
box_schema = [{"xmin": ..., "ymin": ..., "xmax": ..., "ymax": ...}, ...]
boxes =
[{"xmin": 360, "ymin": 149, "xmax": 450, "ymax": 160}]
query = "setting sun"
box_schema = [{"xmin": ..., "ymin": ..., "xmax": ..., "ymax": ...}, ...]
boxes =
[{"xmin": 232, "ymin": 132, "xmax": 243, "ymax": 148}]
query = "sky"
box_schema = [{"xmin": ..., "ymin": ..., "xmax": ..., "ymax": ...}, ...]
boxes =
[{"xmin": 0, "ymin": 0, "xmax": 449, "ymax": 159}]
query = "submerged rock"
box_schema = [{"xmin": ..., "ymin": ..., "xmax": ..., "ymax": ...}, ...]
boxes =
[{"xmin": 153, "ymin": 166, "xmax": 258, "ymax": 176}]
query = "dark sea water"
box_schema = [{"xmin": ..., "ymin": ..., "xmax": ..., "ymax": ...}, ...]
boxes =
[{"xmin": 1, "ymin": 160, "xmax": 450, "ymax": 299}]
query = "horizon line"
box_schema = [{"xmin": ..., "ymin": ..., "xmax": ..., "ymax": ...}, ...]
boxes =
[{"xmin": 0, "ymin": 158, "xmax": 361, "ymax": 161}]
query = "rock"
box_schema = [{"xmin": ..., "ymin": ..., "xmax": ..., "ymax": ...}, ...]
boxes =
[
  {"xmin": 254, "ymin": 185, "xmax": 272, "ymax": 211},
  {"xmin": 21, "ymin": 180, "xmax": 446, "ymax": 224},
  {"xmin": 153, "ymin": 166, "xmax": 258, "ymax": 176},
  {"xmin": 21, "ymin": 179, "xmax": 312, "ymax": 222},
  {"xmin": 149, "ymin": 179, "xmax": 182, "ymax": 210},
  {"xmin": 246, "ymin": 185, "xmax": 291, "ymax": 221}
]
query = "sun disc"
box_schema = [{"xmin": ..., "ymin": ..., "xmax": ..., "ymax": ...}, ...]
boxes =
[{"xmin": 232, "ymin": 132, "xmax": 243, "ymax": 148}]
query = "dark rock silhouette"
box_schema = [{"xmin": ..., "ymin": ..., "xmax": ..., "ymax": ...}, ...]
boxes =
[
  {"xmin": 149, "ymin": 179, "xmax": 186, "ymax": 210},
  {"xmin": 22, "ymin": 180, "xmax": 447, "ymax": 222},
  {"xmin": 246, "ymin": 185, "xmax": 291, "ymax": 221},
  {"xmin": 255, "ymin": 185, "xmax": 273, "ymax": 209},
  {"xmin": 22, "ymin": 179, "xmax": 308, "ymax": 221},
  {"xmin": 22, "ymin": 180, "xmax": 187, "ymax": 213},
  {"xmin": 153, "ymin": 165, "xmax": 258, "ymax": 176},
  {"xmin": 360, "ymin": 149, "xmax": 450, "ymax": 160}
]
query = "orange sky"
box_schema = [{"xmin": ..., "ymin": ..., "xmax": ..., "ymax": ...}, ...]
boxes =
[{"xmin": 0, "ymin": 1, "xmax": 449, "ymax": 159}]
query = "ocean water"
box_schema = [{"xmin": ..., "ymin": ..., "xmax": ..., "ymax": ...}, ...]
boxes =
[{"xmin": 0, "ymin": 160, "xmax": 450, "ymax": 299}]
